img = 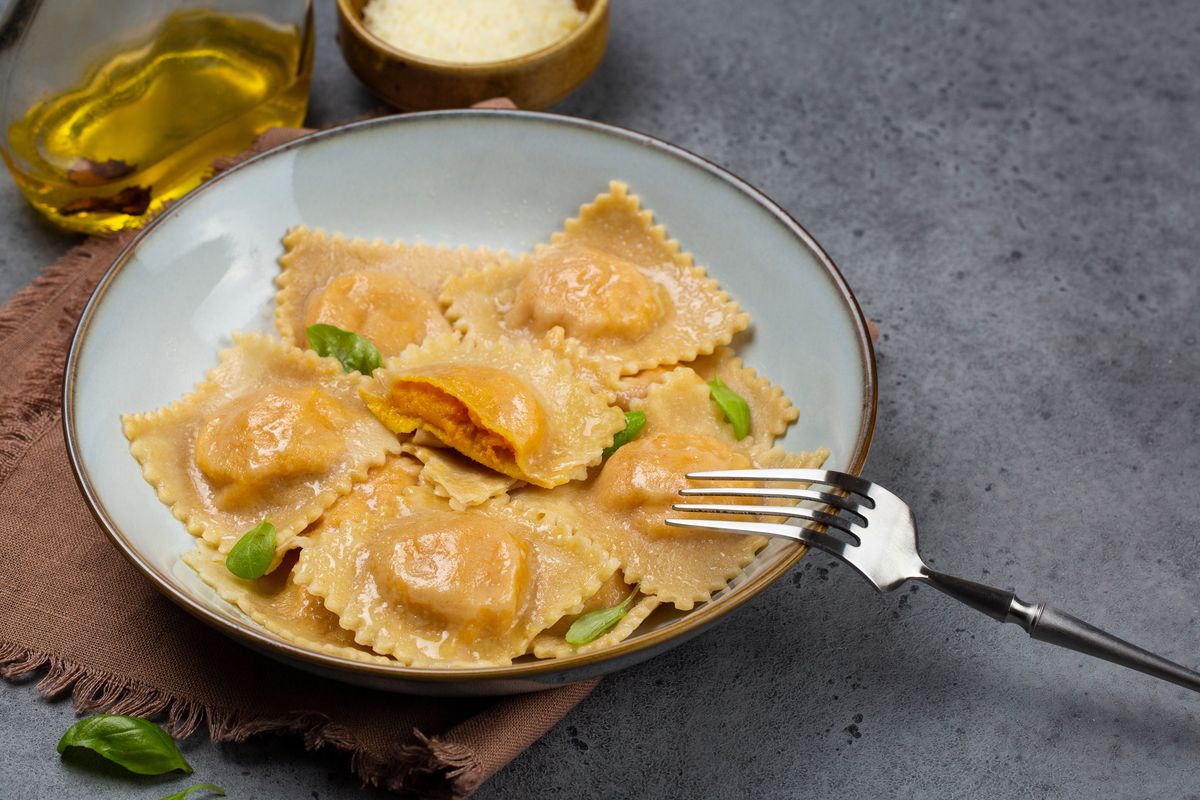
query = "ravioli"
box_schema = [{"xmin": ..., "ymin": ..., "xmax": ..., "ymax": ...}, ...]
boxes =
[
  {"xmin": 182, "ymin": 452, "xmax": 422, "ymax": 663},
  {"xmin": 529, "ymin": 573, "xmax": 661, "ymax": 658},
  {"xmin": 526, "ymin": 368, "xmax": 828, "ymax": 609},
  {"xmin": 126, "ymin": 181, "xmax": 836, "ymax": 667},
  {"xmin": 184, "ymin": 545, "xmax": 395, "ymax": 664},
  {"xmin": 360, "ymin": 334, "xmax": 627, "ymax": 488},
  {"xmin": 122, "ymin": 332, "xmax": 402, "ymax": 561},
  {"xmin": 275, "ymin": 226, "xmax": 502, "ymax": 357},
  {"xmin": 293, "ymin": 487, "xmax": 617, "ymax": 666},
  {"xmin": 441, "ymin": 181, "xmax": 749, "ymax": 376},
  {"xmin": 614, "ymin": 347, "xmax": 799, "ymax": 449}
]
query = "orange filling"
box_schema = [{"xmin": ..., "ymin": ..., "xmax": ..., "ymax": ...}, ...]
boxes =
[
  {"xmin": 370, "ymin": 381, "xmax": 521, "ymax": 478},
  {"xmin": 362, "ymin": 364, "xmax": 547, "ymax": 483}
]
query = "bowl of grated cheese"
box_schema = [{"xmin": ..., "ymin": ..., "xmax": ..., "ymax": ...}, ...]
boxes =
[{"xmin": 336, "ymin": 0, "xmax": 609, "ymax": 111}]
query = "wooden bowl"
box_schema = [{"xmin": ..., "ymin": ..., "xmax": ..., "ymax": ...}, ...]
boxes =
[{"xmin": 336, "ymin": 0, "xmax": 609, "ymax": 111}]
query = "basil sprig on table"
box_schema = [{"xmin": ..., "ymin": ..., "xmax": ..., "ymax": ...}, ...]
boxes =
[
  {"xmin": 56, "ymin": 714, "xmax": 192, "ymax": 776},
  {"xmin": 602, "ymin": 410, "xmax": 647, "ymax": 458},
  {"xmin": 159, "ymin": 783, "xmax": 226, "ymax": 800},
  {"xmin": 708, "ymin": 377, "xmax": 751, "ymax": 440},
  {"xmin": 306, "ymin": 323, "xmax": 382, "ymax": 375},
  {"xmin": 566, "ymin": 588, "xmax": 639, "ymax": 647},
  {"xmin": 225, "ymin": 519, "xmax": 275, "ymax": 580}
]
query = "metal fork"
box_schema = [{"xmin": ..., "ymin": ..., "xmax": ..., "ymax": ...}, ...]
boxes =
[{"xmin": 668, "ymin": 468, "xmax": 1200, "ymax": 693}]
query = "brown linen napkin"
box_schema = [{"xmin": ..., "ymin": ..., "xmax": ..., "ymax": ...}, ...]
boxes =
[{"xmin": 0, "ymin": 123, "xmax": 595, "ymax": 799}]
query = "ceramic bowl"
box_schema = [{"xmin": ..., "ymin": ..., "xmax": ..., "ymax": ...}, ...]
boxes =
[
  {"xmin": 64, "ymin": 110, "xmax": 877, "ymax": 695},
  {"xmin": 336, "ymin": 0, "xmax": 609, "ymax": 111}
]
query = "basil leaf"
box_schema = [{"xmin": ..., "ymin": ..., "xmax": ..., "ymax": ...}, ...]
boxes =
[
  {"xmin": 708, "ymin": 377, "xmax": 751, "ymax": 440},
  {"xmin": 565, "ymin": 588, "xmax": 639, "ymax": 647},
  {"xmin": 306, "ymin": 323, "xmax": 382, "ymax": 375},
  {"xmin": 56, "ymin": 714, "xmax": 192, "ymax": 776},
  {"xmin": 602, "ymin": 410, "xmax": 647, "ymax": 458},
  {"xmin": 160, "ymin": 784, "xmax": 226, "ymax": 800},
  {"xmin": 225, "ymin": 519, "xmax": 275, "ymax": 580}
]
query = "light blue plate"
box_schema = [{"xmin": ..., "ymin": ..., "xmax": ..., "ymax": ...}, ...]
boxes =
[{"xmin": 64, "ymin": 111, "xmax": 876, "ymax": 695}]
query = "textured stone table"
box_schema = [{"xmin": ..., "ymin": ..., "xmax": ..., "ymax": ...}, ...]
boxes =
[{"xmin": 3, "ymin": 0, "xmax": 1199, "ymax": 797}]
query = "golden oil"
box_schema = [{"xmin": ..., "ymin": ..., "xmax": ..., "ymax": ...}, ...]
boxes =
[{"xmin": 4, "ymin": 9, "xmax": 313, "ymax": 233}]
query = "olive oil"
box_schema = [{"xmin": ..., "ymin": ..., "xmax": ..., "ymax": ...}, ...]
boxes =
[{"xmin": 4, "ymin": 10, "xmax": 312, "ymax": 233}]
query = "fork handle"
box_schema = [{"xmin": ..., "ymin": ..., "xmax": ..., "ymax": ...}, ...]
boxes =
[
  {"xmin": 1024, "ymin": 605, "xmax": 1200, "ymax": 693},
  {"xmin": 922, "ymin": 569, "xmax": 1200, "ymax": 693}
]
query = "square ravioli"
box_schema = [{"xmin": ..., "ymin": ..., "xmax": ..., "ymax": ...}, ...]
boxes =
[
  {"xmin": 360, "ymin": 333, "xmax": 627, "ymax": 488},
  {"xmin": 181, "ymin": 453, "xmax": 423, "ymax": 664},
  {"xmin": 524, "ymin": 368, "xmax": 828, "ymax": 610},
  {"xmin": 275, "ymin": 226, "xmax": 505, "ymax": 358},
  {"xmin": 292, "ymin": 487, "xmax": 618, "ymax": 667},
  {"xmin": 441, "ymin": 181, "xmax": 750, "ymax": 377},
  {"xmin": 122, "ymin": 332, "xmax": 402, "ymax": 561},
  {"xmin": 122, "ymin": 179, "xmax": 835, "ymax": 668},
  {"xmin": 185, "ymin": 544, "xmax": 396, "ymax": 665}
]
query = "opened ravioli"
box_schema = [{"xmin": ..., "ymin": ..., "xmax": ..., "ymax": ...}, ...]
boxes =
[
  {"xmin": 530, "ymin": 573, "xmax": 661, "ymax": 658},
  {"xmin": 184, "ymin": 545, "xmax": 394, "ymax": 665},
  {"xmin": 360, "ymin": 334, "xmax": 626, "ymax": 488},
  {"xmin": 293, "ymin": 488, "xmax": 617, "ymax": 666},
  {"xmin": 442, "ymin": 181, "xmax": 749, "ymax": 376},
  {"xmin": 122, "ymin": 332, "xmax": 401, "ymax": 560},
  {"xmin": 401, "ymin": 443, "xmax": 519, "ymax": 510},
  {"xmin": 276, "ymin": 227, "xmax": 502, "ymax": 357}
]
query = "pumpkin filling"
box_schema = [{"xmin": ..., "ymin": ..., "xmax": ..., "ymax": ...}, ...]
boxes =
[
  {"xmin": 363, "ymin": 364, "xmax": 547, "ymax": 483},
  {"xmin": 388, "ymin": 382, "xmax": 518, "ymax": 471}
]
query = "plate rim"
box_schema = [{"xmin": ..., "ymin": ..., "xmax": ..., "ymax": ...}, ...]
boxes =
[{"xmin": 62, "ymin": 109, "xmax": 877, "ymax": 683}]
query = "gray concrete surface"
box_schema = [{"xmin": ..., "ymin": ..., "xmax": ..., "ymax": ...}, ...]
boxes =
[{"xmin": 3, "ymin": 0, "xmax": 1199, "ymax": 797}]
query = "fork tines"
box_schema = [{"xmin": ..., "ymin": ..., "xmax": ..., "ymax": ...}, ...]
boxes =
[{"xmin": 665, "ymin": 467, "xmax": 873, "ymax": 544}]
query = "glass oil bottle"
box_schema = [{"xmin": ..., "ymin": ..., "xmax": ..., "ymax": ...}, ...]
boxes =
[{"xmin": 0, "ymin": 1, "xmax": 313, "ymax": 233}]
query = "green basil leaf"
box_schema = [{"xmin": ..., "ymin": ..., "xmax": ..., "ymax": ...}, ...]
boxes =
[
  {"xmin": 708, "ymin": 377, "xmax": 751, "ymax": 440},
  {"xmin": 225, "ymin": 519, "xmax": 275, "ymax": 580},
  {"xmin": 565, "ymin": 588, "xmax": 639, "ymax": 647},
  {"xmin": 306, "ymin": 323, "xmax": 382, "ymax": 375},
  {"xmin": 602, "ymin": 410, "xmax": 647, "ymax": 458},
  {"xmin": 56, "ymin": 714, "xmax": 192, "ymax": 776},
  {"xmin": 160, "ymin": 783, "xmax": 226, "ymax": 800}
]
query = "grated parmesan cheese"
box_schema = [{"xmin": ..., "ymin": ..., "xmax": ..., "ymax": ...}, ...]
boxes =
[{"xmin": 362, "ymin": 0, "xmax": 587, "ymax": 64}]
